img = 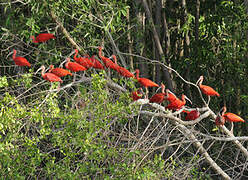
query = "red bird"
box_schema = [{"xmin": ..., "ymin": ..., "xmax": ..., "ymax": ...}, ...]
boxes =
[
  {"xmin": 166, "ymin": 94, "xmax": 191, "ymax": 110},
  {"xmin": 135, "ymin": 69, "xmax": 159, "ymax": 98},
  {"xmin": 184, "ymin": 110, "xmax": 200, "ymax": 121},
  {"xmin": 197, "ymin": 76, "xmax": 220, "ymax": 97},
  {"xmin": 89, "ymin": 55, "xmax": 104, "ymax": 70},
  {"xmin": 149, "ymin": 83, "xmax": 166, "ymax": 103},
  {"xmin": 98, "ymin": 47, "xmax": 119, "ymax": 71},
  {"xmin": 215, "ymin": 112, "xmax": 225, "ymax": 126},
  {"xmin": 31, "ymin": 33, "xmax": 55, "ymax": 43},
  {"xmin": 131, "ymin": 88, "xmax": 143, "ymax": 101},
  {"xmin": 112, "ymin": 55, "xmax": 134, "ymax": 78},
  {"xmin": 49, "ymin": 65, "xmax": 72, "ymax": 77},
  {"xmin": 165, "ymin": 89, "xmax": 177, "ymax": 103},
  {"xmin": 12, "ymin": 49, "xmax": 31, "ymax": 67},
  {"xmin": 74, "ymin": 49, "xmax": 93, "ymax": 69},
  {"xmin": 65, "ymin": 58, "xmax": 87, "ymax": 72},
  {"xmin": 215, "ymin": 106, "xmax": 245, "ymax": 126},
  {"xmin": 37, "ymin": 65, "xmax": 62, "ymax": 83}
]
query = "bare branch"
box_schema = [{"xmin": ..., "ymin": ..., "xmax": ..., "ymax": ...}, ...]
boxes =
[{"xmin": 50, "ymin": 11, "xmax": 83, "ymax": 52}]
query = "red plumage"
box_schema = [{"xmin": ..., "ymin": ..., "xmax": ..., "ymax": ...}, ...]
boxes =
[
  {"xmin": 118, "ymin": 67, "xmax": 135, "ymax": 78},
  {"xmin": 185, "ymin": 110, "xmax": 200, "ymax": 121},
  {"xmin": 149, "ymin": 93, "xmax": 165, "ymax": 103},
  {"xmin": 31, "ymin": 33, "xmax": 55, "ymax": 43},
  {"xmin": 49, "ymin": 65, "xmax": 72, "ymax": 77},
  {"xmin": 98, "ymin": 47, "xmax": 120, "ymax": 71},
  {"xmin": 43, "ymin": 73, "xmax": 63, "ymax": 83},
  {"xmin": 135, "ymin": 69, "xmax": 159, "ymax": 88},
  {"xmin": 12, "ymin": 49, "xmax": 31, "ymax": 67},
  {"xmin": 197, "ymin": 76, "xmax": 220, "ymax": 96},
  {"xmin": 166, "ymin": 94, "xmax": 191, "ymax": 110},
  {"xmin": 111, "ymin": 55, "xmax": 134, "ymax": 78},
  {"xmin": 90, "ymin": 55, "xmax": 104, "ymax": 70},
  {"xmin": 39, "ymin": 65, "xmax": 62, "ymax": 83},
  {"xmin": 74, "ymin": 50, "xmax": 93, "ymax": 69},
  {"xmin": 166, "ymin": 89, "xmax": 177, "ymax": 103},
  {"xmin": 215, "ymin": 106, "xmax": 245, "ymax": 126},
  {"xmin": 149, "ymin": 83, "xmax": 166, "ymax": 103},
  {"xmin": 65, "ymin": 58, "xmax": 87, "ymax": 72},
  {"xmin": 223, "ymin": 113, "xmax": 245, "ymax": 123},
  {"xmin": 131, "ymin": 89, "xmax": 143, "ymax": 101},
  {"xmin": 215, "ymin": 114, "xmax": 225, "ymax": 126}
]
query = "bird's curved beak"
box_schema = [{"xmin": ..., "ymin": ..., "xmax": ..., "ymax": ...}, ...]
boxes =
[
  {"xmin": 59, "ymin": 59, "xmax": 67, "ymax": 68},
  {"xmin": 139, "ymin": 88, "xmax": 144, "ymax": 94},
  {"xmin": 185, "ymin": 95, "xmax": 192, "ymax": 104},
  {"xmin": 196, "ymin": 76, "xmax": 203, "ymax": 85},
  {"xmin": 6, "ymin": 51, "xmax": 13, "ymax": 59},
  {"xmin": 215, "ymin": 112, "xmax": 225, "ymax": 125},
  {"xmin": 166, "ymin": 89, "xmax": 174, "ymax": 94},
  {"xmin": 218, "ymin": 106, "xmax": 226, "ymax": 116},
  {"xmin": 155, "ymin": 86, "xmax": 162, "ymax": 93},
  {"xmin": 196, "ymin": 78, "xmax": 200, "ymax": 85},
  {"xmin": 35, "ymin": 66, "xmax": 48, "ymax": 75},
  {"xmin": 35, "ymin": 67, "xmax": 42, "ymax": 75},
  {"xmin": 166, "ymin": 89, "xmax": 175, "ymax": 96}
]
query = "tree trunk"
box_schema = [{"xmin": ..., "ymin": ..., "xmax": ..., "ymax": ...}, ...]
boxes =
[
  {"xmin": 181, "ymin": 0, "xmax": 191, "ymax": 97},
  {"xmin": 195, "ymin": 0, "xmax": 200, "ymax": 41},
  {"xmin": 154, "ymin": 0, "xmax": 162, "ymax": 85},
  {"xmin": 142, "ymin": 0, "xmax": 173, "ymax": 91},
  {"xmin": 135, "ymin": 0, "xmax": 148, "ymax": 77},
  {"xmin": 161, "ymin": 3, "xmax": 173, "ymax": 92},
  {"xmin": 126, "ymin": 5, "xmax": 134, "ymax": 70}
]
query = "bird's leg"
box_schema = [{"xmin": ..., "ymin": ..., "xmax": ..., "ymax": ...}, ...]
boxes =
[
  {"xmin": 145, "ymin": 87, "xmax": 149, "ymax": 99},
  {"xmin": 73, "ymin": 73, "xmax": 76, "ymax": 82},
  {"xmin": 207, "ymin": 96, "xmax": 211, "ymax": 105},
  {"xmin": 57, "ymin": 82, "xmax": 61, "ymax": 92},
  {"xmin": 178, "ymin": 111, "xmax": 181, "ymax": 119},
  {"xmin": 230, "ymin": 122, "xmax": 234, "ymax": 135},
  {"xmin": 83, "ymin": 71, "xmax": 86, "ymax": 77},
  {"xmin": 108, "ymin": 69, "xmax": 111, "ymax": 79},
  {"xmin": 49, "ymin": 83, "xmax": 53, "ymax": 92}
]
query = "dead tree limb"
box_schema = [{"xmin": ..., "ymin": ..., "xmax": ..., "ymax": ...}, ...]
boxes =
[
  {"xmin": 141, "ymin": 0, "xmax": 173, "ymax": 90},
  {"xmin": 50, "ymin": 11, "xmax": 83, "ymax": 52},
  {"xmin": 138, "ymin": 106, "xmax": 231, "ymax": 179}
]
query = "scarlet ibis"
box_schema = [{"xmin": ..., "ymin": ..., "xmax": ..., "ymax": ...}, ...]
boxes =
[
  {"xmin": 31, "ymin": 33, "xmax": 55, "ymax": 43},
  {"xmin": 36, "ymin": 65, "xmax": 62, "ymax": 83},
  {"xmin": 49, "ymin": 65, "xmax": 72, "ymax": 77},
  {"xmin": 166, "ymin": 94, "xmax": 191, "ymax": 110},
  {"xmin": 197, "ymin": 76, "xmax": 220, "ymax": 97},
  {"xmin": 131, "ymin": 88, "xmax": 143, "ymax": 101},
  {"xmin": 135, "ymin": 69, "xmax": 159, "ymax": 98},
  {"xmin": 165, "ymin": 89, "xmax": 177, "ymax": 103},
  {"xmin": 98, "ymin": 47, "xmax": 119, "ymax": 71},
  {"xmin": 149, "ymin": 83, "xmax": 166, "ymax": 103},
  {"xmin": 215, "ymin": 113, "xmax": 225, "ymax": 126},
  {"xmin": 12, "ymin": 49, "xmax": 31, "ymax": 67},
  {"xmin": 184, "ymin": 109, "xmax": 200, "ymax": 121},
  {"xmin": 216, "ymin": 106, "xmax": 245, "ymax": 133},
  {"xmin": 218, "ymin": 106, "xmax": 245, "ymax": 123},
  {"xmin": 65, "ymin": 58, "xmax": 87, "ymax": 72},
  {"xmin": 74, "ymin": 49, "xmax": 93, "ymax": 69},
  {"xmin": 111, "ymin": 55, "xmax": 134, "ymax": 78},
  {"xmin": 89, "ymin": 55, "xmax": 104, "ymax": 70}
]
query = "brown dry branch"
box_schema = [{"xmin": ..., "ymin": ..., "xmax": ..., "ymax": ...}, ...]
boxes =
[
  {"xmin": 136, "ymin": 102, "xmax": 231, "ymax": 179},
  {"xmin": 141, "ymin": 0, "xmax": 163, "ymax": 56},
  {"xmin": 141, "ymin": 0, "xmax": 173, "ymax": 90},
  {"xmin": 208, "ymin": 109, "xmax": 248, "ymax": 159},
  {"xmin": 124, "ymin": 53, "xmax": 248, "ymax": 159},
  {"xmin": 50, "ymin": 11, "xmax": 83, "ymax": 52}
]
